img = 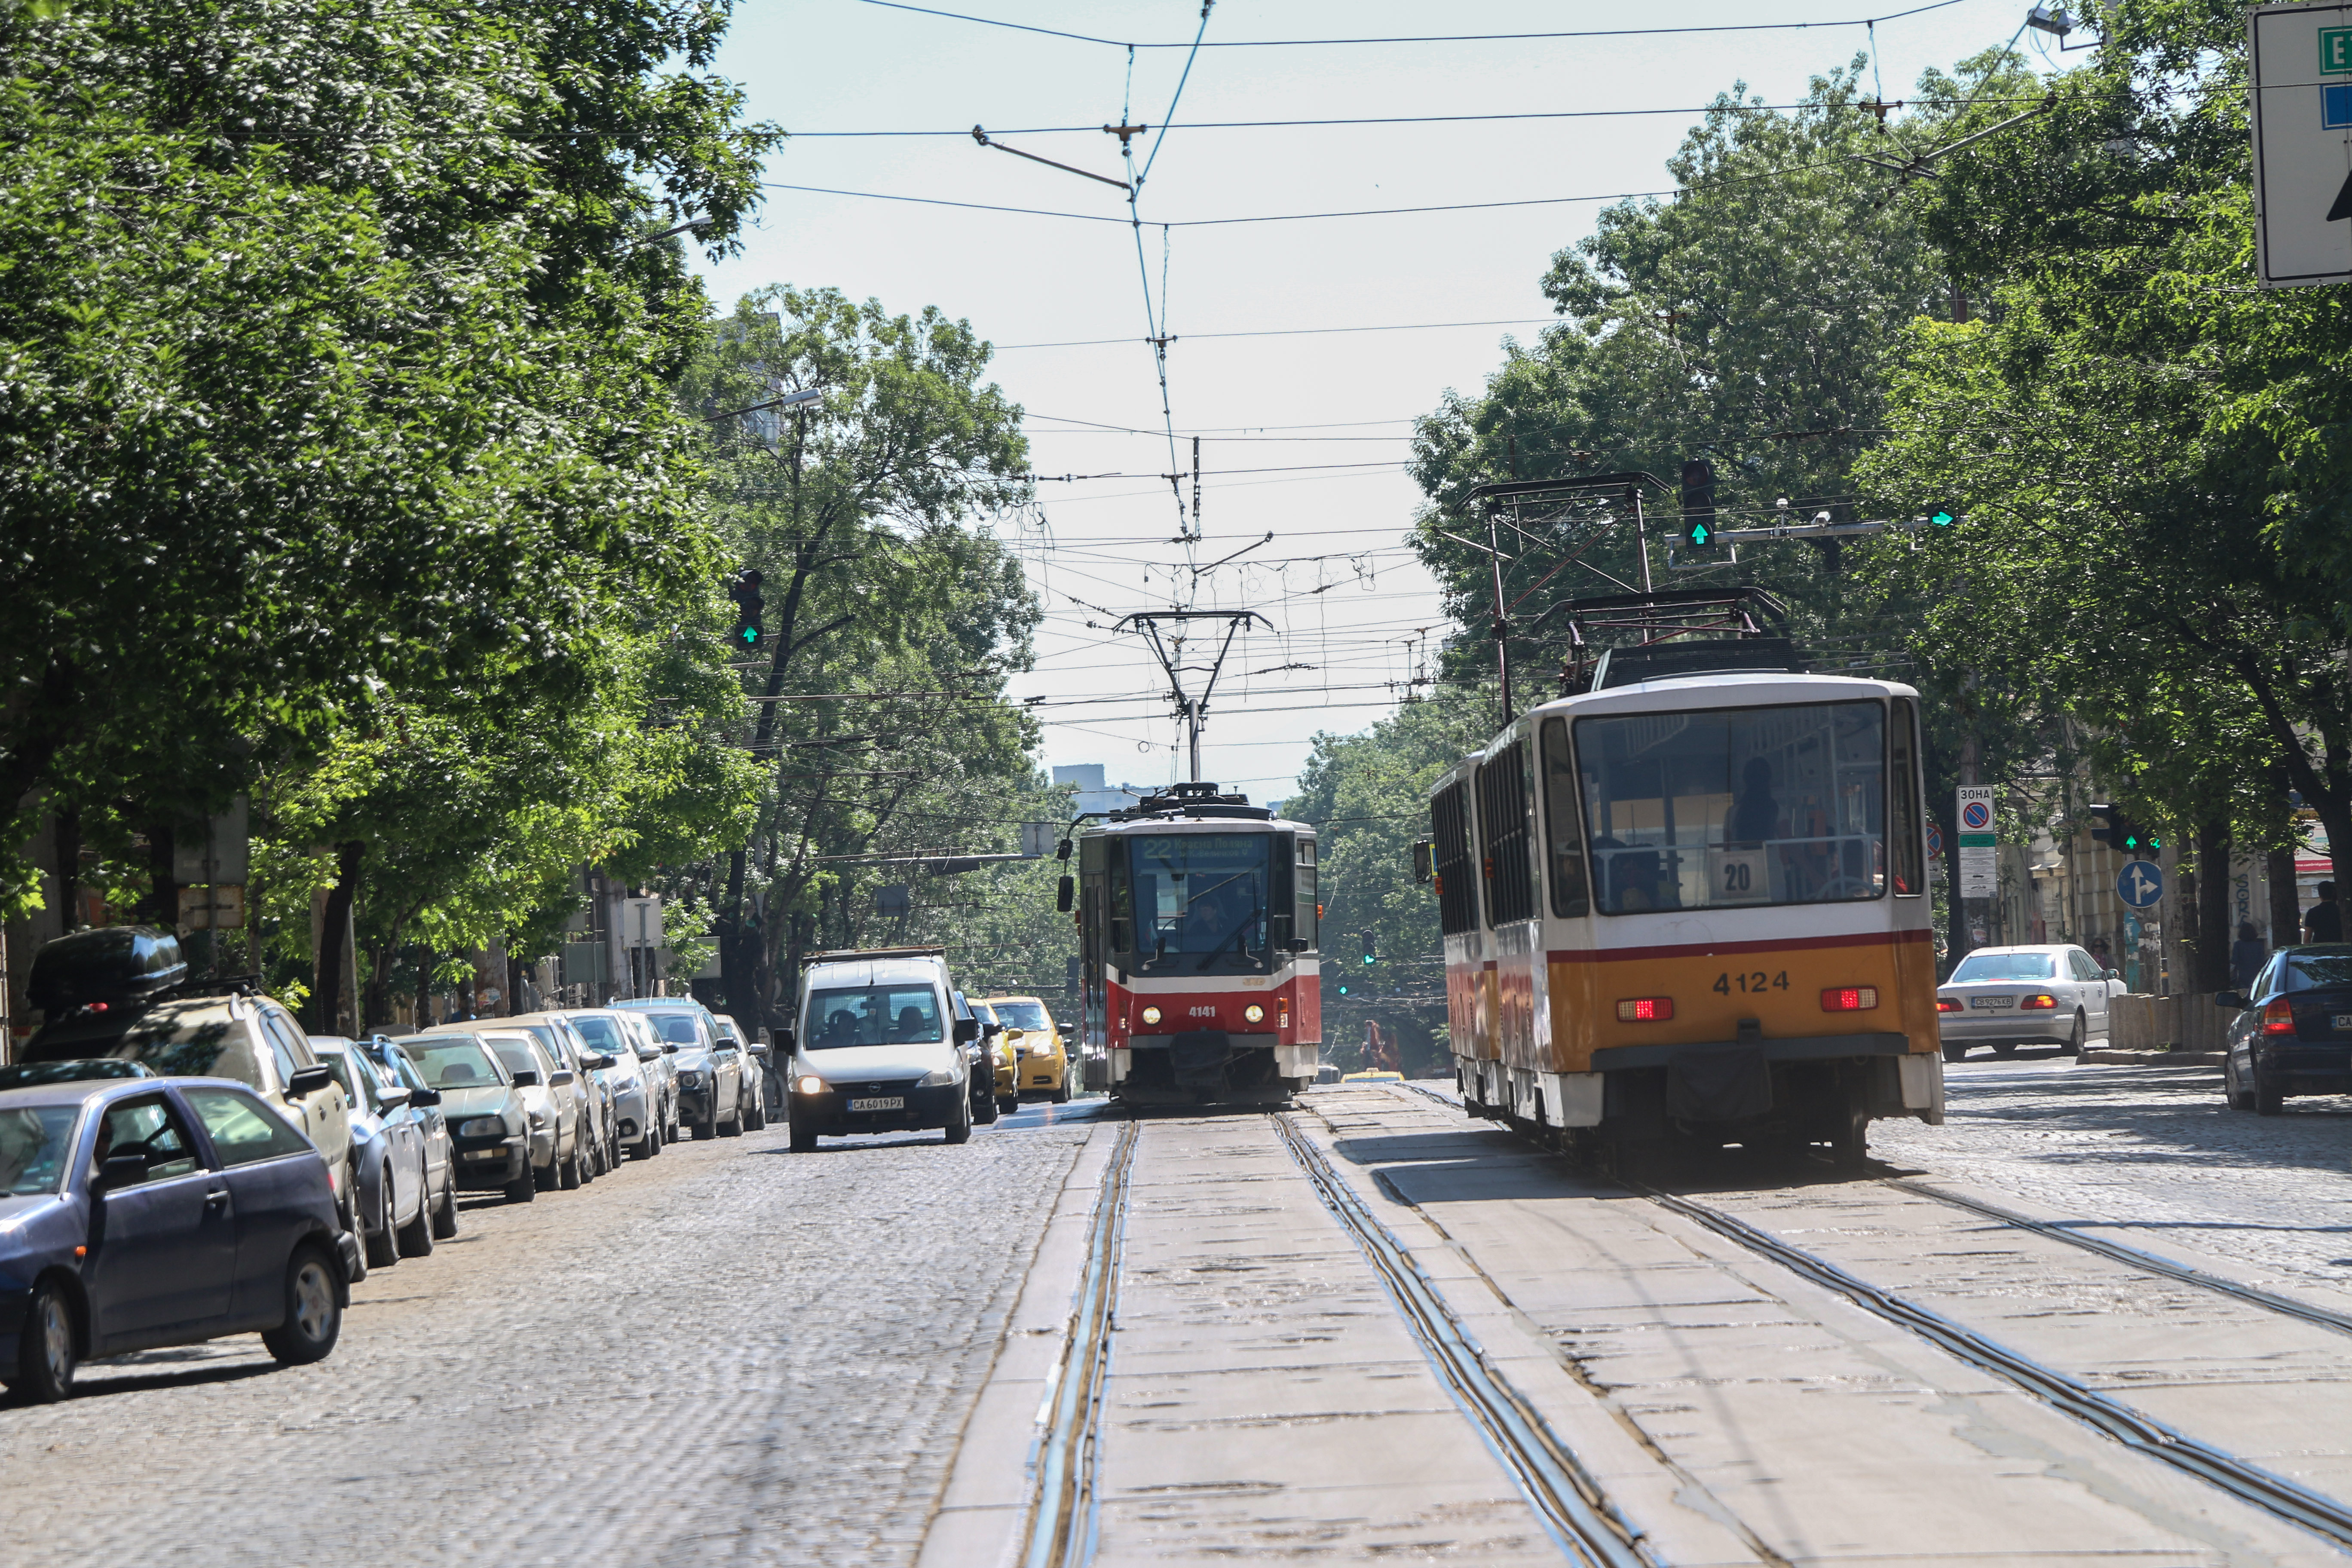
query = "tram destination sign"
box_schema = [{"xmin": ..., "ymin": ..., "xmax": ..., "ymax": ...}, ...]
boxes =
[{"xmin": 1957, "ymin": 787, "xmax": 1997, "ymax": 899}]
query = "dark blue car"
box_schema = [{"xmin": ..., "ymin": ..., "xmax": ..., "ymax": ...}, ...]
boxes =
[{"xmin": 0, "ymin": 1076, "xmax": 355, "ymax": 1402}]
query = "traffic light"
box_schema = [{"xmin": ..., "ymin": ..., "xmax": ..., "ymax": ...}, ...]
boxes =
[
  {"xmin": 1678, "ymin": 458, "xmax": 1719, "ymax": 549},
  {"xmin": 1927, "ymin": 504, "xmax": 1959, "ymax": 527},
  {"xmin": 2089, "ymin": 803, "xmax": 2162, "ymax": 858},
  {"xmin": 728, "ymin": 568, "xmax": 765, "ymax": 651},
  {"xmin": 1360, "ymin": 931, "xmax": 1377, "ymax": 967}
]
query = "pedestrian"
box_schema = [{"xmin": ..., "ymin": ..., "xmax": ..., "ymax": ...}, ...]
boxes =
[
  {"xmin": 2230, "ymin": 921, "xmax": 2268, "ymax": 992},
  {"xmin": 2307, "ymin": 882, "xmax": 2343, "ymax": 944}
]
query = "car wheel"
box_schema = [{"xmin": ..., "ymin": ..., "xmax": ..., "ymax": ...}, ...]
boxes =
[
  {"xmin": 581, "ymin": 1135, "xmax": 599, "ymax": 1183},
  {"xmin": 396, "ymin": 1175, "xmax": 435, "ymax": 1258},
  {"xmin": 638, "ymin": 1121, "xmax": 661, "ymax": 1160},
  {"xmin": 364, "ymin": 1171, "xmax": 400, "ymax": 1269},
  {"xmin": 694, "ymin": 1115, "xmax": 716, "ymax": 1141},
  {"xmin": 2254, "ymin": 1057, "xmax": 2286, "ymax": 1116},
  {"xmin": 559, "ymin": 1147, "xmax": 582, "ymax": 1189},
  {"xmin": 943, "ymin": 1091, "xmax": 973, "ymax": 1146},
  {"xmin": 1940, "ymin": 1043, "xmax": 1966, "ymax": 1063},
  {"xmin": 261, "ymin": 1246, "xmax": 343, "ymax": 1366},
  {"xmin": 998, "ymin": 1096, "xmax": 1020, "ymax": 1116},
  {"xmin": 746, "ymin": 1094, "xmax": 766, "ymax": 1132},
  {"xmin": 2064, "ymin": 1011, "xmax": 2085, "ymax": 1057},
  {"xmin": 719, "ymin": 1102, "xmax": 743, "ymax": 1137},
  {"xmin": 340, "ymin": 1163, "xmax": 369, "ymax": 1283},
  {"xmin": 972, "ymin": 1090, "xmax": 998, "ymax": 1126},
  {"xmin": 1052, "ymin": 1076, "xmax": 1071, "ymax": 1105},
  {"xmin": 2224, "ymin": 1054, "xmax": 2253, "ymax": 1111},
  {"xmin": 431, "ymin": 1178, "xmax": 461, "ymax": 1238},
  {"xmin": 14, "ymin": 1277, "xmax": 76, "ymax": 1403},
  {"xmin": 789, "ymin": 1112, "xmax": 817, "ymax": 1153},
  {"xmin": 506, "ymin": 1162, "xmax": 538, "ymax": 1203}
]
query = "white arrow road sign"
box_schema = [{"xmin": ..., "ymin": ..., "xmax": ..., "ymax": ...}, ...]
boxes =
[{"xmin": 2252, "ymin": 3, "xmax": 2352, "ymax": 286}]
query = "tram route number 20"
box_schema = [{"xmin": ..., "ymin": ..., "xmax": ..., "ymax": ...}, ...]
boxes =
[{"xmin": 1712, "ymin": 971, "xmax": 1791, "ymax": 995}]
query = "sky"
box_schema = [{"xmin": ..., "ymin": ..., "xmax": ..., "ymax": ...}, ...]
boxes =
[{"xmin": 694, "ymin": 0, "xmax": 2049, "ymax": 812}]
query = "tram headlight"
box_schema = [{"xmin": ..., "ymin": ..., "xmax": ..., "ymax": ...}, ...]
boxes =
[
  {"xmin": 1616, "ymin": 997, "xmax": 1673, "ymax": 1023},
  {"xmin": 1821, "ymin": 986, "xmax": 1881, "ymax": 1012},
  {"xmin": 1243, "ymin": 1004, "xmax": 1265, "ymax": 1024},
  {"xmin": 1140, "ymin": 1005, "xmax": 1162, "ymax": 1026}
]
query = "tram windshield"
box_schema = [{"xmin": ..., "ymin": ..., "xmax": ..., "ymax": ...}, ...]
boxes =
[
  {"xmin": 1575, "ymin": 701, "xmax": 1888, "ymax": 913},
  {"xmin": 1120, "ymin": 833, "xmax": 1271, "ymax": 971}
]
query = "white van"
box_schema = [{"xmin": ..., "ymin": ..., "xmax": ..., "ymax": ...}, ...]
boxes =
[{"xmin": 781, "ymin": 948, "xmax": 976, "ymax": 1151}]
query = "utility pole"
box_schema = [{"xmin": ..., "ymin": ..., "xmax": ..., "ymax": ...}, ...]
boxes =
[
  {"xmin": 1116, "ymin": 609, "xmax": 1272, "ymax": 782},
  {"xmin": 1485, "ymin": 501, "xmax": 1515, "ymax": 724}
]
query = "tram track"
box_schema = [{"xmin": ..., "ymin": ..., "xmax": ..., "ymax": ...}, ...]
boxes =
[
  {"xmin": 1269, "ymin": 1110, "xmax": 1654, "ymax": 1568},
  {"xmin": 1381, "ymin": 1078, "xmax": 2352, "ymax": 1552},
  {"xmin": 1022, "ymin": 1118, "xmax": 1139, "ymax": 1568}
]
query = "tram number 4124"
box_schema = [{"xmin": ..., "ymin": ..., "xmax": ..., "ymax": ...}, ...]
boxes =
[{"xmin": 1713, "ymin": 971, "xmax": 1791, "ymax": 995}]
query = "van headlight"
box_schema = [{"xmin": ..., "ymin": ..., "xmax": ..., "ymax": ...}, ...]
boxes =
[
  {"xmin": 918, "ymin": 1067, "xmax": 958, "ymax": 1087},
  {"xmin": 794, "ymin": 1075, "xmax": 826, "ymax": 1096}
]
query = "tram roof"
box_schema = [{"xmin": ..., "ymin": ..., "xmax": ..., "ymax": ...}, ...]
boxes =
[
  {"xmin": 1434, "ymin": 670, "xmax": 1920, "ymax": 784},
  {"xmin": 1080, "ymin": 812, "xmax": 1313, "ymax": 838}
]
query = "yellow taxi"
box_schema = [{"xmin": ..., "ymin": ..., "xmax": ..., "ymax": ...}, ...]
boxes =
[{"xmin": 983, "ymin": 995, "xmax": 1070, "ymax": 1106}]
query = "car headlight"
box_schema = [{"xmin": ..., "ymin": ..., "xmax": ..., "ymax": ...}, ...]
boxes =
[
  {"xmin": 1140, "ymin": 1005, "xmax": 1162, "ymax": 1026},
  {"xmin": 677, "ymin": 1069, "xmax": 703, "ymax": 1086},
  {"xmin": 1243, "ymin": 1004, "xmax": 1265, "ymax": 1024},
  {"xmin": 918, "ymin": 1067, "xmax": 958, "ymax": 1087},
  {"xmin": 457, "ymin": 1117, "xmax": 508, "ymax": 1138},
  {"xmin": 794, "ymin": 1075, "xmax": 826, "ymax": 1096}
]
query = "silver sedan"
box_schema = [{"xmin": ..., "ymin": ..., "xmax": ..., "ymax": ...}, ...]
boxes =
[{"xmin": 1936, "ymin": 944, "xmax": 2123, "ymax": 1061}]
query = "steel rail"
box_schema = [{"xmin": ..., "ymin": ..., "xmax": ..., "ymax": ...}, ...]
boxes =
[
  {"xmin": 1635, "ymin": 1183, "xmax": 2352, "ymax": 1553},
  {"xmin": 1270, "ymin": 1112, "xmax": 1653, "ymax": 1568},
  {"xmin": 1022, "ymin": 1118, "xmax": 1139, "ymax": 1568},
  {"xmin": 1888, "ymin": 1179, "xmax": 2352, "ymax": 1341}
]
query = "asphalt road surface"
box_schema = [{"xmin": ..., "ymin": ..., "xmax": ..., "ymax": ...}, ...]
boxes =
[{"xmin": 7, "ymin": 1060, "xmax": 2349, "ymax": 1567}]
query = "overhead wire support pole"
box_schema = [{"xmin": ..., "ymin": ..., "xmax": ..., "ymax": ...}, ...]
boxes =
[
  {"xmin": 1485, "ymin": 503, "xmax": 1514, "ymax": 724},
  {"xmin": 969, "ymin": 126, "xmax": 1131, "ymax": 190},
  {"xmin": 1115, "ymin": 607, "xmax": 1271, "ymax": 782}
]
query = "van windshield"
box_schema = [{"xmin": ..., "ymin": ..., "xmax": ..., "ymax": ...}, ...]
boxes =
[{"xmin": 805, "ymin": 986, "xmax": 944, "ymax": 1047}]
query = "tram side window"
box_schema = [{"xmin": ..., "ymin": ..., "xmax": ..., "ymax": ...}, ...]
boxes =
[
  {"xmin": 1575, "ymin": 700, "xmax": 1888, "ymax": 913},
  {"xmin": 1477, "ymin": 740, "xmax": 1537, "ymax": 925},
  {"xmin": 1538, "ymin": 718, "xmax": 1590, "ymax": 918},
  {"xmin": 1295, "ymin": 837, "xmax": 1319, "ymax": 951},
  {"xmin": 1888, "ymin": 698, "xmax": 1925, "ymax": 897},
  {"xmin": 1430, "ymin": 779, "xmax": 1480, "ymax": 935}
]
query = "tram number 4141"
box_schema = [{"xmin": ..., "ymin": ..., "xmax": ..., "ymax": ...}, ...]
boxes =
[{"xmin": 1713, "ymin": 971, "xmax": 1791, "ymax": 995}]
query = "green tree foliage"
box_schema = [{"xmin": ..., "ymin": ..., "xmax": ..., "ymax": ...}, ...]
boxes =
[
  {"xmin": 1855, "ymin": 0, "xmax": 2352, "ymax": 886},
  {"xmin": 0, "ymin": 0, "xmax": 778, "ymax": 915}
]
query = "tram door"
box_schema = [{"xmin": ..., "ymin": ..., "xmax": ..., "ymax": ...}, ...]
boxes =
[{"xmin": 1079, "ymin": 835, "xmax": 1108, "ymax": 1063}]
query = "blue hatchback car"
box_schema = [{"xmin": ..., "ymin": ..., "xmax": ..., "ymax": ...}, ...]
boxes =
[{"xmin": 0, "ymin": 1076, "xmax": 354, "ymax": 1402}]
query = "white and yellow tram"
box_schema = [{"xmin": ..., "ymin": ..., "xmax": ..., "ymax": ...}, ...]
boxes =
[
  {"xmin": 1428, "ymin": 602, "xmax": 1943, "ymax": 1164},
  {"xmin": 1073, "ymin": 782, "xmax": 1323, "ymax": 1104}
]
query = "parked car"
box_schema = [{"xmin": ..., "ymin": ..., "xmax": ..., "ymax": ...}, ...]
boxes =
[
  {"xmin": 983, "ymin": 995, "xmax": 1071, "ymax": 1106},
  {"xmin": 19, "ymin": 925, "xmax": 188, "ymax": 1057},
  {"xmin": 710, "ymin": 1014, "xmax": 769, "ymax": 1132},
  {"xmin": 611, "ymin": 1000, "xmax": 743, "ymax": 1139},
  {"xmin": 618, "ymin": 1011, "xmax": 683, "ymax": 1142},
  {"xmin": 0, "ymin": 1076, "xmax": 351, "ymax": 1402},
  {"xmin": 515, "ymin": 1015, "xmax": 615, "ymax": 1180},
  {"xmin": 396, "ymin": 1034, "xmax": 536, "ymax": 1203},
  {"xmin": 558, "ymin": 1009, "xmax": 663, "ymax": 1158},
  {"xmin": 785, "ymin": 949, "xmax": 974, "ymax": 1151},
  {"xmin": 954, "ymin": 993, "xmax": 1002, "ymax": 1126},
  {"xmin": 312, "ymin": 1038, "xmax": 448, "ymax": 1267},
  {"xmin": 2217, "ymin": 945, "xmax": 2352, "ymax": 1115},
  {"xmin": 360, "ymin": 1036, "xmax": 460, "ymax": 1239},
  {"xmin": 427, "ymin": 1020, "xmax": 586, "ymax": 1188},
  {"xmin": 0, "ymin": 1060, "xmax": 155, "ymax": 1092},
  {"xmin": 27, "ymin": 990, "xmax": 358, "ymax": 1250},
  {"xmin": 1935, "ymin": 944, "xmax": 2124, "ymax": 1060}
]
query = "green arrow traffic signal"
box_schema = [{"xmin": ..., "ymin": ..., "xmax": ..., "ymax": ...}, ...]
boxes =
[
  {"xmin": 1689, "ymin": 518, "xmax": 1712, "ymax": 545},
  {"xmin": 1929, "ymin": 507, "xmax": 1957, "ymax": 526}
]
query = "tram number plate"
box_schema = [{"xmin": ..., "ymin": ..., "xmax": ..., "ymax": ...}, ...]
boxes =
[
  {"xmin": 1707, "ymin": 848, "xmax": 1770, "ymax": 904},
  {"xmin": 1713, "ymin": 971, "xmax": 1790, "ymax": 995}
]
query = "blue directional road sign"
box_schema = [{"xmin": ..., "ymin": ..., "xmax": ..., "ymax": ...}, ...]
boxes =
[{"xmin": 2116, "ymin": 859, "xmax": 2165, "ymax": 909}]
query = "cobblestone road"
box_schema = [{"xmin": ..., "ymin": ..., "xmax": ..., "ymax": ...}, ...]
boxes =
[
  {"xmin": 0, "ymin": 1100, "xmax": 1097, "ymax": 1567},
  {"xmin": 1876, "ymin": 1052, "xmax": 2352, "ymax": 1287}
]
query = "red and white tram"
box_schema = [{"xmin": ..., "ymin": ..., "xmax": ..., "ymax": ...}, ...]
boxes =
[{"xmin": 1071, "ymin": 782, "xmax": 1322, "ymax": 1104}]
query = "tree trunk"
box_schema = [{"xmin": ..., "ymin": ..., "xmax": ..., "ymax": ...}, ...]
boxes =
[
  {"xmin": 414, "ymin": 946, "xmax": 434, "ymax": 1028},
  {"xmin": 312, "ymin": 840, "xmax": 365, "ymax": 1035},
  {"xmin": 2268, "ymin": 843, "xmax": 2301, "ymax": 950},
  {"xmin": 53, "ymin": 807, "xmax": 80, "ymax": 932},
  {"xmin": 144, "ymin": 821, "xmax": 177, "ymax": 930},
  {"xmin": 2193, "ymin": 820, "xmax": 2232, "ymax": 992}
]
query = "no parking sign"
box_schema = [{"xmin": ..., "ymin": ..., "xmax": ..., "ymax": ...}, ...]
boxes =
[{"xmin": 1956, "ymin": 787, "xmax": 1997, "ymax": 897}]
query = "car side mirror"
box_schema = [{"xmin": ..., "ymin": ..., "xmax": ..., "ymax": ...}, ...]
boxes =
[
  {"xmin": 747, "ymin": 1043, "xmax": 770, "ymax": 1062},
  {"xmin": 583, "ymin": 1054, "xmax": 615, "ymax": 1070},
  {"xmin": 953, "ymin": 1017, "xmax": 979, "ymax": 1044},
  {"xmin": 1289, "ymin": 938, "xmax": 1311, "ymax": 953},
  {"xmin": 409, "ymin": 1087, "xmax": 442, "ymax": 1107},
  {"xmin": 983, "ymin": 1022, "xmax": 1003, "ymax": 1040},
  {"xmin": 662, "ymin": 1044, "xmax": 678, "ymax": 1055},
  {"xmin": 1057, "ymin": 874, "xmax": 1074, "ymax": 913},
  {"xmin": 510, "ymin": 1069, "xmax": 540, "ymax": 1087},
  {"xmin": 95, "ymin": 1151, "xmax": 149, "ymax": 1193},
  {"xmin": 2214, "ymin": 992, "xmax": 2242, "ymax": 1009},
  {"xmin": 2105, "ymin": 969, "xmax": 2119, "ymax": 980},
  {"xmin": 286, "ymin": 1063, "xmax": 334, "ymax": 1097},
  {"xmin": 550, "ymin": 1069, "xmax": 576, "ymax": 1087},
  {"xmin": 378, "ymin": 1086, "xmax": 413, "ymax": 1110}
]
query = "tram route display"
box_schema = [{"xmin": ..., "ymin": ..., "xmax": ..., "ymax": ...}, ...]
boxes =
[
  {"xmin": 1424, "ymin": 588, "xmax": 1944, "ymax": 1167},
  {"xmin": 1069, "ymin": 781, "xmax": 1323, "ymax": 1104}
]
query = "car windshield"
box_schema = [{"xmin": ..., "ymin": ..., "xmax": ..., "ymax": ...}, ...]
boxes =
[
  {"xmin": 1576, "ymin": 701, "xmax": 1888, "ymax": 913},
  {"xmin": 647, "ymin": 1013, "xmax": 702, "ymax": 1047},
  {"xmin": 1950, "ymin": 952, "xmax": 2056, "ymax": 982},
  {"xmin": 485, "ymin": 1038, "xmax": 548, "ymax": 1080},
  {"xmin": 992, "ymin": 1001, "xmax": 1052, "ymax": 1031},
  {"xmin": 2283, "ymin": 952, "xmax": 2352, "ymax": 991},
  {"xmin": 570, "ymin": 1016, "xmax": 629, "ymax": 1054},
  {"xmin": 0, "ymin": 1060, "xmax": 149, "ymax": 1090},
  {"xmin": 1122, "ymin": 833, "xmax": 1273, "ymax": 967},
  {"xmin": 401, "ymin": 1037, "xmax": 502, "ymax": 1090},
  {"xmin": 0, "ymin": 1106, "xmax": 81, "ymax": 1195},
  {"xmin": 806, "ymin": 986, "xmax": 944, "ymax": 1047},
  {"xmin": 108, "ymin": 1012, "xmax": 261, "ymax": 1083}
]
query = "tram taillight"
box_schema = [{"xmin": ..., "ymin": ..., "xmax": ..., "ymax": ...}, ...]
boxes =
[
  {"xmin": 1616, "ymin": 997, "xmax": 1673, "ymax": 1022},
  {"xmin": 1821, "ymin": 986, "xmax": 1881, "ymax": 1012}
]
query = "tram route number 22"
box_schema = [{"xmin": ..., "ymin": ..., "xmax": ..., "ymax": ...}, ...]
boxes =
[{"xmin": 1712, "ymin": 971, "xmax": 1791, "ymax": 995}]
